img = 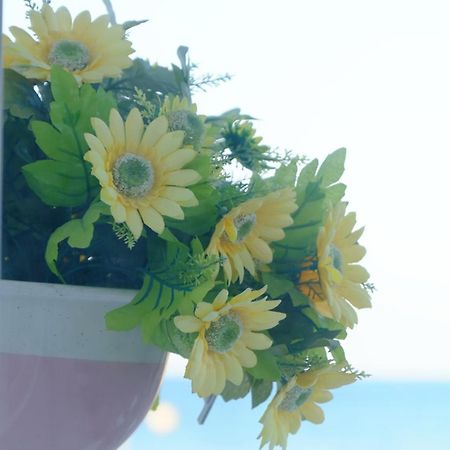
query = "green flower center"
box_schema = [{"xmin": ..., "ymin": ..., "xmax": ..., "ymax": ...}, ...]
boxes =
[
  {"xmin": 112, "ymin": 153, "xmax": 154, "ymax": 198},
  {"xmin": 167, "ymin": 109, "xmax": 205, "ymax": 150},
  {"xmin": 48, "ymin": 40, "xmax": 90, "ymax": 71},
  {"xmin": 329, "ymin": 244, "xmax": 343, "ymax": 272},
  {"xmin": 278, "ymin": 386, "xmax": 312, "ymax": 412},
  {"xmin": 205, "ymin": 313, "xmax": 243, "ymax": 353},
  {"xmin": 234, "ymin": 213, "xmax": 256, "ymax": 242}
]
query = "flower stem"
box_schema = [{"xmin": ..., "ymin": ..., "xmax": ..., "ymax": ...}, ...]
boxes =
[
  {"xmin": 102, "ymin": 0, "xmax": 117, "ymax": 25},
  {"xmin": 197, "ymin": 395, "xmax": 217, "ymax": 425}
]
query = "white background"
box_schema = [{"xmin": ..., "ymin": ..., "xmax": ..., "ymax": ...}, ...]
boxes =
[{"xmin": 4, "ymin": 0, "xmax": 450, "ymax": 380}]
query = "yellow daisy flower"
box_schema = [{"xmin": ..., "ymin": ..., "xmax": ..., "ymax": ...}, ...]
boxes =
[
  {"xmin": 207, "ymin": 189, "xmax": 298, "ymax": 283},
  {"xmin": 259, "ymin": 364, "xmax": 357, "ymax": 450},
  {"xmin": 298, "ymin": 202, "xmax": 371, "ymax": 328},
  {"xmin": 174, "ymin": 286, "xmax": 286, "ymax": 398},
  {"xmin": 84, "ymin": 108, "xmax": 201, "ymax": 239},
  {"xmin": 160, "ymin": 96, "xmax": 206, "ymax": 150},
  {"xmin": 3, "ymin": 4, "xmax": 133, "ymax": 83}
]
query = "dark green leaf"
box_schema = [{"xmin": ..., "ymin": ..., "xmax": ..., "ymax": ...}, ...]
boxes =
[
  {"xmin": 251, "ymin": 379, "xmax": 273, "ymax": 408},
  {"xmin": 3, "ymin": 69, "xmax": 43, "ymax": 119},
  {"xmin": 22, "ymin": 160, "xmax": 96, "ymax": 207},
  {"xmin": 31, "ymin": 121, "xmax": 79, "ymax": 162},
  {"xmin": 221, "ymin": 374, "xmax": 252, "ymax": 402}
]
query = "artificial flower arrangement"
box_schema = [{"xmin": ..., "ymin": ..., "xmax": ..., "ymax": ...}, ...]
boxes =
[{"xmin": 2, "ymin": 2, "xmax": 372, "ymax": 449}]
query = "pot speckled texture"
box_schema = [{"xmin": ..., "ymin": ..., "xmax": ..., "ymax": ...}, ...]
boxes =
[{"xmin": 0, "ymin": 280, "xmax": 167, "ymax": 450}]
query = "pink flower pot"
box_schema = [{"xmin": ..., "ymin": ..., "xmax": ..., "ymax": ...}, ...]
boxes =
[{"xmin": 0, "ymin": 280, "xmax": 167, "ymax": 450}]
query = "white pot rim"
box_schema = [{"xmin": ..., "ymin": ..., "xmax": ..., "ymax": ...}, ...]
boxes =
[{"xmin": 0, "ymin": 279, "xmax": 164, "ymax": 364}]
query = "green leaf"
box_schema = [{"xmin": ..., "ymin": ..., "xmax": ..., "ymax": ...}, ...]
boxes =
[
  {"xmin": 261, "ymin": 272, "xmax": 294, "ymax": 297},
  {"xmin": 297, "ymin": 159, "xmax": 318, "ymax": 188},
  {"xmin": 31, "ymin": 121, "xmax": 79, "ymax": 163},
  {"xmin": 326, "ymin": 182, "xmax": 346, "ymax": 202},
  {"xmin": 45, "ymin": 202, "xmax": 109, "ymax": 279},
  {"xmin": 330, "ymin": 341, "xmax": 347, "ymax": 364},
  {"xmin": 247, "ymin": 350, "xmax": 281, "ymax": 381},
  {"xmin": 167, "ymin": 184, "xmax": 219, "ymax": 235},
  {"xmin": 251, "ymin": 379, "xmax": 273, "ymax": 408},
  {"xmin": 316, "ymin": 148, "xmax": 346, "ymax": 187},
  {"xmin": 288, "ymin": 288, "xmax": 311, "ymax": 307},
  {"xmin": 221, "ymin": 374, "xmax": 252, "ymax": 402},
  {"xmin": 50, "ymin": 65, "xmax": 79, "ymax": 112},
  {"xmin": 22, "ymin": 160, "xmax": 96, "ymax": 207},
  {"xmin": 3, "ymin": 69, "xmax": 43, "ymax": 119}
]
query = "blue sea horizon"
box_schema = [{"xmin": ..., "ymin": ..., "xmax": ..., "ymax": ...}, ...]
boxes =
[{"xmin": 126, "ymin": 378, "xmax": 450, "ymax": 450}]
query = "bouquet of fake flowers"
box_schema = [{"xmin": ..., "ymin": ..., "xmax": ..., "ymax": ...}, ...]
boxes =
[{"xmin": 2, "ymin": 2, "xmax": 372, "ymax": 448}]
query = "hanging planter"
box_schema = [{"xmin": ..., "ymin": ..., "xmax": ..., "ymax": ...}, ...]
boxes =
[
  {"xmin": 0, "ymin": 280, "xmax": 166, "ymax": 450},
  {"xmin": 1, "ymin": 2, "xmax": 374, "ymax": 449}
]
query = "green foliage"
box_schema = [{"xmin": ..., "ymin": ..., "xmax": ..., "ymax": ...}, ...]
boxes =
[
  {"xmin": 3, "ymin": 69, "xmax": 44, "ymax": 119},
  {"xmin": 272, "ymin": 148, "xmax": 347, "ymax": 274},
  {"xmin": 105, "ymin": 240, "xmax": 215, "ymax": 344},
  {"xmin": 45, "ymin": 202, "xmax": 110, "ymax": 280},
  {"xmin": 221, "ymin": 374, "xmax": 252, "ymax": 402},
  {"xmin": 251, "ymin": 379, "xmax": 273, "ymax": 408},
  {"xmin": 247, "ymin": 350, "xmax": 281, "ymax": 381},
  {"xmin": 24, "ymin": 66, "xmax": 116, "ymax": 208}
]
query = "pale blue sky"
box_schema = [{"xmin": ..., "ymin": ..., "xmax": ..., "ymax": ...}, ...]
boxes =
[{"xmin": 3, "ymin": 0, "xmax": 450, "ymax": 382}]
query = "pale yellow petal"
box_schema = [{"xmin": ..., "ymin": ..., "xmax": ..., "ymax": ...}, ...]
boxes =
[
  {"xmin": 139, "ymin": 206, "xmax": 165, "ymax": 234},
  {"xmin": 245, "ymin": 237, "xmax": 273, "ymax": 263},
  {"xmin": 125, "ymin": 108, "xmax": 144, "ymax": 152},
  {"xmin": 233, "ymin": 343, "xmax": 257, "ymax": 368},
  {"xmin": 212, "ymin": 289, "xmax": 229, "ymax": 309},
  {"xmin": 109, "ymin": 109, "xmax": 125, "ymax": 149},
  {"xmin": 91, "ymin": 117, "xmax": 114, "ymax": 150},
  {"xmin": 154, "ymin": 130, "xmax": 185, "ymax": 158},
  {"xmin": 139, "ymin": 116, "xmax": 169, "ymax": 152},
  {"xmin": 151, "ymin": 197, "xmax": 184, "ymax": 220},
  {"xmin": 221, "ymin": 352, "xmax": 244, "ymax": 385},
  {"xmin": 84, "ymin": 133, "xmax": 107, "ymax": 159},
  {"xmin": 300, "ymin": 402, "xmax": 324, "ymax": 424},
  {"xmin": 126, "ymin": 208, "xmax": 143, "ymax": 239},
  {"xmin": 242, "ymin": 331, "xmax": 272, "ymax": 350},
  {"xmin": 162, "ymin": 148, "xmax": 197, "ymax": 170},
  {"xmin": 174, "ymin": 316, "xmax": 203, "ymax": 333},
  {"xmin": 160, "ymin": 186, "xmax": 198, "ymax": 207},
  {"xmin": 111, "ymin": 201, "xmax": 126, "ymax": 223},
  {"xmin": 165, "ymin": 169, "xmax": 201, "ymax": 186}
]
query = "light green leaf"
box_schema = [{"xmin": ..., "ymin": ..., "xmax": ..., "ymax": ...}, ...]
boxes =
[
  {"xmin": 50, "ymin": 65, "xmax": 79, "ymax": 112},
  {"xmin": 247, "ymin": 350, "xmax": 281, "ymax": 381},
  {"xmin": 326, "ymin": 182, "xmax": 347, "ymax": 202},
  {"xmin": 297, "ymin": 158, "xmax": 318, "ymax": 188},
  {"xmin": 45, "ymin": 202, "xmax": 109, "ymax": 279},
  {"xmin": 261, "ymin": 272, "xmax": 294, "ymax": 298},
  {"xmin": 316, "ymin": 148, "xmax": 346, "ymax": 187}
]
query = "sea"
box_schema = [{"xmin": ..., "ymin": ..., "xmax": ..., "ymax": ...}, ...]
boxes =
[{"xmin": 122, "ymin": 378, "xmax": 450, "ymax": 450}]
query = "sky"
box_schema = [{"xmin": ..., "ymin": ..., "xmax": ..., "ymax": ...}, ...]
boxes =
[{"xmin": 3, "ymin": 0, "xmax": 450, "ymax": 448}]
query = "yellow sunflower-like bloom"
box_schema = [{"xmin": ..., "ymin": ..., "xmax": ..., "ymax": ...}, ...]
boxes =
[
  {"xmin": 298, "ymin": 202, "xmax": 371, "ymax": 328},
  {"xmin": 174, "ymin": 286, "xmax": 286, "ymax": 398},
  {"xmin": 160, "ymin": 96, "xmax": 206, "ymax": 150},
  {"xmin": 207, "ymin": 189, "xmax": 298, "ymax": 283},
  {"xmin": 84, "ymin": 108, "xmax": 201, "ymax": 239},
  {"xmin": 3, "ymin": 4, "xmax": 133, "ymax": 83},
  {"xmin": 259, "ymin": 364, "xmax": 356, "ymax": 450}
]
